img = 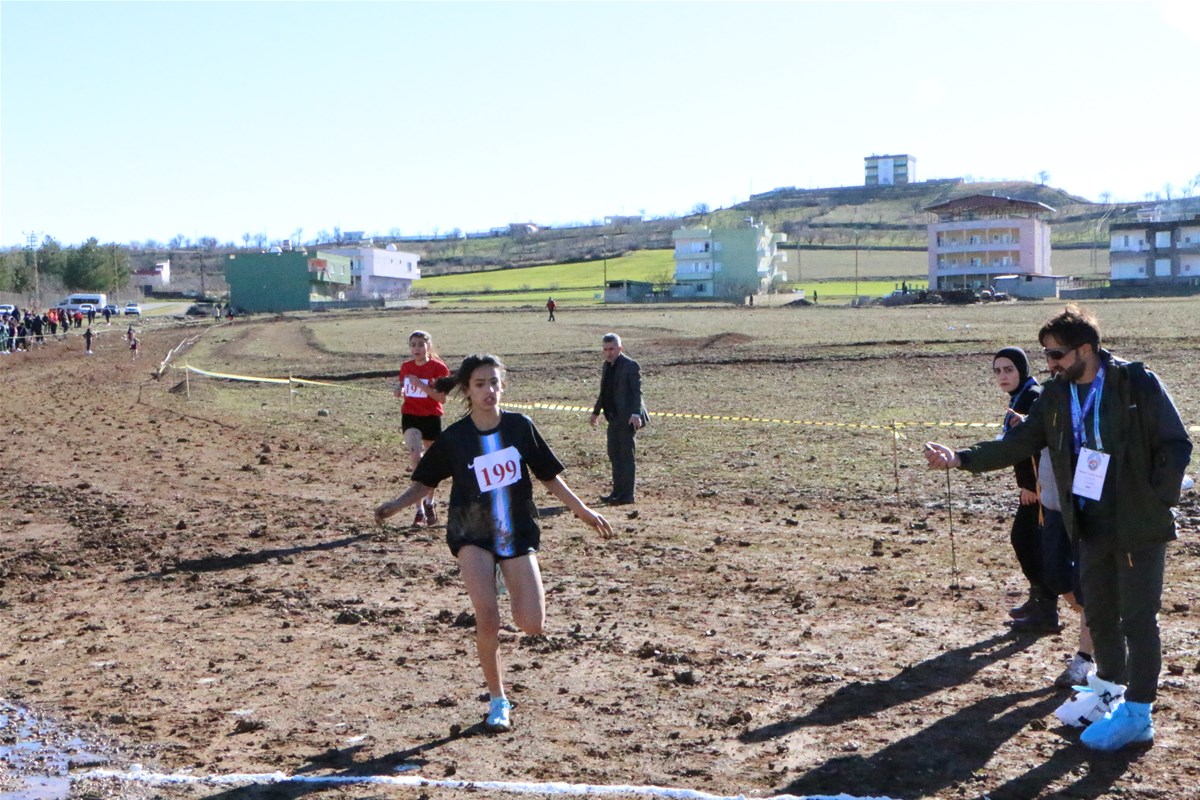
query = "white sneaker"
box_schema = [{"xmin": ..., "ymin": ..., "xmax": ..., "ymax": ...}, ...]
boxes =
[
  {"xmin": 1055, "ymin": 673, "xmax": 1125, "ymax": 728},
  {"xmin": 1054, "ymin": 654, "xmax": 1096, "ymax": 688},
  {"xmin": 485, "ymin": 696, "xmax": 512, "ymax": 732},
  {"xmin": 495, "ymin": 564, "xmax": 507, "ymax": 596}
]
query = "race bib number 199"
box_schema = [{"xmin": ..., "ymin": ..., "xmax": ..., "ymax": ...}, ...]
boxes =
[{"xmin": 472, "ymin": 446, "xmax": 522, "ymax": 493}]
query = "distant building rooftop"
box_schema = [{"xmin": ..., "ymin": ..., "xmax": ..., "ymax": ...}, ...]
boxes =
[{"xmin": 925, "ymin": 194, "xmax": 1056, "ymax": 219}]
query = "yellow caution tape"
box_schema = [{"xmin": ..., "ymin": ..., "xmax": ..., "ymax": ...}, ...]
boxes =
[{"xmin": 181, "ymin": 365, "xmax": 1200, "ymax": 434}]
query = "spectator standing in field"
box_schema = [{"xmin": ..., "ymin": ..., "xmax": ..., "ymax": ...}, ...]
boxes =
[
  {"xmin": 992, "ymin": 346, "xmax": 1059, "ymax": 633},
  {"xmin": 925, "ymin": 305, "xmax": 1191, "ymax": 751},
  {"xmin": 590, "ymin": 333, "xmax": 649, "ymax": 505},
  {"xmin": 83, "ymin": 327, "xmax": 94, "ymax": 355},
  {"xmin": 1038, "ymin": 443, "xmax": 1097, "ymax": 689},
  {"xmin": 397, "ymin": 330, "xmax": 451, "ymax": 526},
  {"xmin": 129, "ymin": 332, "xmax": 140, "ymax": 360},
  {"xmin": 375, "ymin": 354, "xmax": 612, "ymax": 733},
  {"xmin": 546, "ymin": 297, "xmax": 556, "ymax": 322}
]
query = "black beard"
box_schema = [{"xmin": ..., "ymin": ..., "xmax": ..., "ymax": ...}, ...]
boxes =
[{"xmin": 1062, "ymin": 358, "xmax": 1088, "ymax": 383}]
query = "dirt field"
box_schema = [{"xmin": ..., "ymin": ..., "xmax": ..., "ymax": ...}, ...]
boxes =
[{"xmin": 2, "ymin": 301, "xmax": 1198, "ymax": 800}]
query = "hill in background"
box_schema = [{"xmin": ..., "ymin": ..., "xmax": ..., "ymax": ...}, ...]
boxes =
[{"xmin": 138, "ymin": 179, "xmax": 1194, "ymax": 293}]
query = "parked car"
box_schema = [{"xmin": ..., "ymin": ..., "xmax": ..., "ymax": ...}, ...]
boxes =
[
  {"xmin": 77, "ymin": 303, "xmax": 96, "ymax": 316},
  {"xmin": 124, "ymin": 303, "xmax": 141, "ymax": 316},
  {"xmin": 102, "ymin": 303, "xmax": 121, "ymax": 317},
  {"xmin": 0, "ymin": 303, "xmax": 15, "ymax": 316}
]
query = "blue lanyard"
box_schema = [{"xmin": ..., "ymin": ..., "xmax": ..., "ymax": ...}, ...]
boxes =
[{"xmin": 1069, "ymin": 365, "xmax": 1105, "ymax": 454}]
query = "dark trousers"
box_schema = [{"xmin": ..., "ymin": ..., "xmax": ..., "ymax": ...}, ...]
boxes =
[
  {"xmin": 606, "ymin": 419, "xmax": 637, "ymax": 501},
  {"xmin": 1011, "ymin": 501, "xmax": 1054, "ymax": 598},
  {"xmin": 1078, "ymin": 521, "xmax": 1166, "ymax": 703}
]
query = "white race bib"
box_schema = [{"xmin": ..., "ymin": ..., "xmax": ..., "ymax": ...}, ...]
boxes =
[
  {"xmin": 471, "ymin": 446, "xmax": 522, "ymax": 493},
  {"xmin": 404, "ymin": 377, "xmax": 429, "ymax": 398},
  {"xmin": 1071, "ymin": 447, "xmax": 1110, "ymax": 502}
]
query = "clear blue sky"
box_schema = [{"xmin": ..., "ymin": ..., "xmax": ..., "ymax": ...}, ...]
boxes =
[{"xmin": 3, "ymin": 1, "xmax": 1198, "ymax": 247}]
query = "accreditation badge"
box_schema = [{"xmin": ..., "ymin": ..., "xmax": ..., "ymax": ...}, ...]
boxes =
[{"xmin": 1071, "ymin": 446, "xmax": 1110, "ymax": 501}]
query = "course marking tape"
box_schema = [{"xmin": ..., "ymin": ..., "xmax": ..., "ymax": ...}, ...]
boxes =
[
  {"xmin": 504, "ymin": 402, "xmax": 995, "ymax": 431},
  {"xmin": 73, "ymin": 767, "xmax": 897, "ymax": 800},
  {"xmin": 181, "ymin": 365, "xmax": 1200, "ymax": 434},
  {"xmin": 183, "ymin": 364, "xmax": 344, "ymax": 389}
]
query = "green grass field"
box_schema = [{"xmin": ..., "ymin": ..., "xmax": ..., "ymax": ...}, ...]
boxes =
[{"xmin": 417, "ymin": 245, "xmax": 1105, "ymax": 306}]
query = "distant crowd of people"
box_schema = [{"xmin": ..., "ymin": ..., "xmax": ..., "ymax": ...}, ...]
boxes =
[{"xmin": 1, "ymin": 305, "xmax": 132, "ymax": 356}]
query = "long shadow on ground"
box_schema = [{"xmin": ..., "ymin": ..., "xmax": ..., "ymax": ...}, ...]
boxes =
[
  {"xmin": 777, "ymin": 689, "xmax": 1069, "ymax": 799},
  {"xmin": 125, "ymin": 529, "xmax": 382, "ymax": 581},
  {"xmin": 741, "ymin": 631, "xmax": 1034, "ymax": 743}
]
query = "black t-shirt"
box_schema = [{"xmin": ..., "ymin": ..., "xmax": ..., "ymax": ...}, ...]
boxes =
[{"xmin": 413, "ymin": 411, "xmax": 565, "ymax": 557}]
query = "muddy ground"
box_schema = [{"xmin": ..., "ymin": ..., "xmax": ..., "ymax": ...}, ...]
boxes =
[{"xmin": 2, "ymin": 308, "xmax": 1198, "ymax": 800}]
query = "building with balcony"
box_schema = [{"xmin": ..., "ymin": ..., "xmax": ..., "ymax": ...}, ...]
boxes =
[
  {"xmin": 925, "ymin": 195, "xmax": 1054, "ymax": 291},
  {"xmin": 1109, "ymin": 216, "xmax": 1200, "ymax": 284},
  {"xmin": 671, "ymin": 218, "xmax": 787, "ymax": 299},
  {"xmin": 865, "ymin": 154, "xmax": 916, "ymax": 185},
  {"xmin": 324, "ymin": 244, "xmax": 421, "ymax": 298}
]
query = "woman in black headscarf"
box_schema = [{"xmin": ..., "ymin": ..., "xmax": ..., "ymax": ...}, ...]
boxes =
[{"xmin": 992, "ymin": 346, "xmax": 1058, "ymax": 631}]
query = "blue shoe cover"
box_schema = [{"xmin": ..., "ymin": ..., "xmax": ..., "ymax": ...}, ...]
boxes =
[{"xmin": 1080, "ymin": 700, "xmax": 1154, "ymax": 751}]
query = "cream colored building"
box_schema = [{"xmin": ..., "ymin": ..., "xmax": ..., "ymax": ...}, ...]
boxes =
[{"xmin": 925, "ymin": 195, "xmax": 1054, "ymax": 291}]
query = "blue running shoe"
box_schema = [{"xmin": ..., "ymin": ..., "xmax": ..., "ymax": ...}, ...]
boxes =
[
  {"xmin": 485, "ymin": 696, "xmax": 512, "ymax": 732},
  {"xmin": 1080, "ymin": 700, "xmax": 1154, "ymax": 751}
]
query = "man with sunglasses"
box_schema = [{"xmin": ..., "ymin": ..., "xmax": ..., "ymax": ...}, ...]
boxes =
[{"xmin": 925, "ymin": 305, "xmax": 1191, "ymax": 751}]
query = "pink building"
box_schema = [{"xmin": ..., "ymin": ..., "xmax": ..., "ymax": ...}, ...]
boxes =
[{"xmin": 925, "ymin": 195, "xmax": 1054, "ymax": 291}]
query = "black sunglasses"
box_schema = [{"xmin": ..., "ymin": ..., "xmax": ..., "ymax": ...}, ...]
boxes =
[{"xmin": 1041, "ymin": 345, "xmax": 1078, "ymax": 360}]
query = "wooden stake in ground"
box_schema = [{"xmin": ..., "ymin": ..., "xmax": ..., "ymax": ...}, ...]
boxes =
[{"xmin": 945, "ymin": 467, "xmax": 959, "ymax": 589}]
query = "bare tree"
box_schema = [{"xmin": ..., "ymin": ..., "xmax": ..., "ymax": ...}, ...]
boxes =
[
  {"xmin": 242, "ymin": 233, "xmax": 252, "ymax": 250},
  {"xmin": 253, "ymin": 232, "xmax": 268, "ymax": 248},
  {"xmin": 1036, "ymin": 170, "xmax": 1050, "ymax": 186}
]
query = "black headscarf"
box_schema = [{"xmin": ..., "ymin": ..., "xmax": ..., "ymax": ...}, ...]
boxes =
[{"xmin": 993, "ymin": 346, "xmax": 1030, "ymax": 394}]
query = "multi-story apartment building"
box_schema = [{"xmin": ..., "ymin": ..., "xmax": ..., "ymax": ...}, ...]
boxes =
[
  {"xmin": 864, "ymin": 154, "xmax": 916, "ymax": 185},
  {"xmin": 324, "ymin": 244, "xmax": 422, "ymax": 298},
  {"xmin": 671, "ymin": 219, "xmax": 787, "ymax": 299},
  {"xmin": 1109, "ymin": 216, "xmax": 1200, "ymax": 284},
  {"xmin": 925, "ymin": 195, "xmax": 1054, "ymax": 291}
]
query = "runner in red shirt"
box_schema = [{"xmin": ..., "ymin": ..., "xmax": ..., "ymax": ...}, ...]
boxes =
[{"xmin": 398, "ymin": 330, "xmax": 451, "ymax": 526}]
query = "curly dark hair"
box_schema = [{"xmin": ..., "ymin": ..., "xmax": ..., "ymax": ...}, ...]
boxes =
[{"xmin": 1038, "ymin": 304, "xmax": 1100, "ymax": 352}]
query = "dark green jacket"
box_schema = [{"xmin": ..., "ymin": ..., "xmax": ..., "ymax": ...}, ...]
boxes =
[{"xmin": 958, "ymin": 350, "xmax": 1192, "ymax": 550}]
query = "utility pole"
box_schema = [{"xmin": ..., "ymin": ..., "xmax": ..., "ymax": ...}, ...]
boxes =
[
  {"xmin": 602, "ymin": 234, "xmax": 608, "ymax": 296},
  {"xmin": 197, "ymin": 250, "xmax": 207, "ymax": 300},
  {"xmin": 24, "ymin": 231, "xmax": 41, "ymax": 307},
  {"xmin": 851, "ymin": 209, "xmax": 860, "ymax": 305}
]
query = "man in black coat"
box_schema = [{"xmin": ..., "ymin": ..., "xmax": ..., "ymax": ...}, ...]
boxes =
[
  {"xmin": 926, "ymin": 305, "xmax": 1191, "ymax": 751},
  {"xmin": 590, "ymin": 333, "xmax": 649, "ymax": 505}
]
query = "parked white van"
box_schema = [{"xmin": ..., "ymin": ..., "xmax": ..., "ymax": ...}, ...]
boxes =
[{"xmin": 57, "ymin": 293, "xmax": 108, "ymax": 313}]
